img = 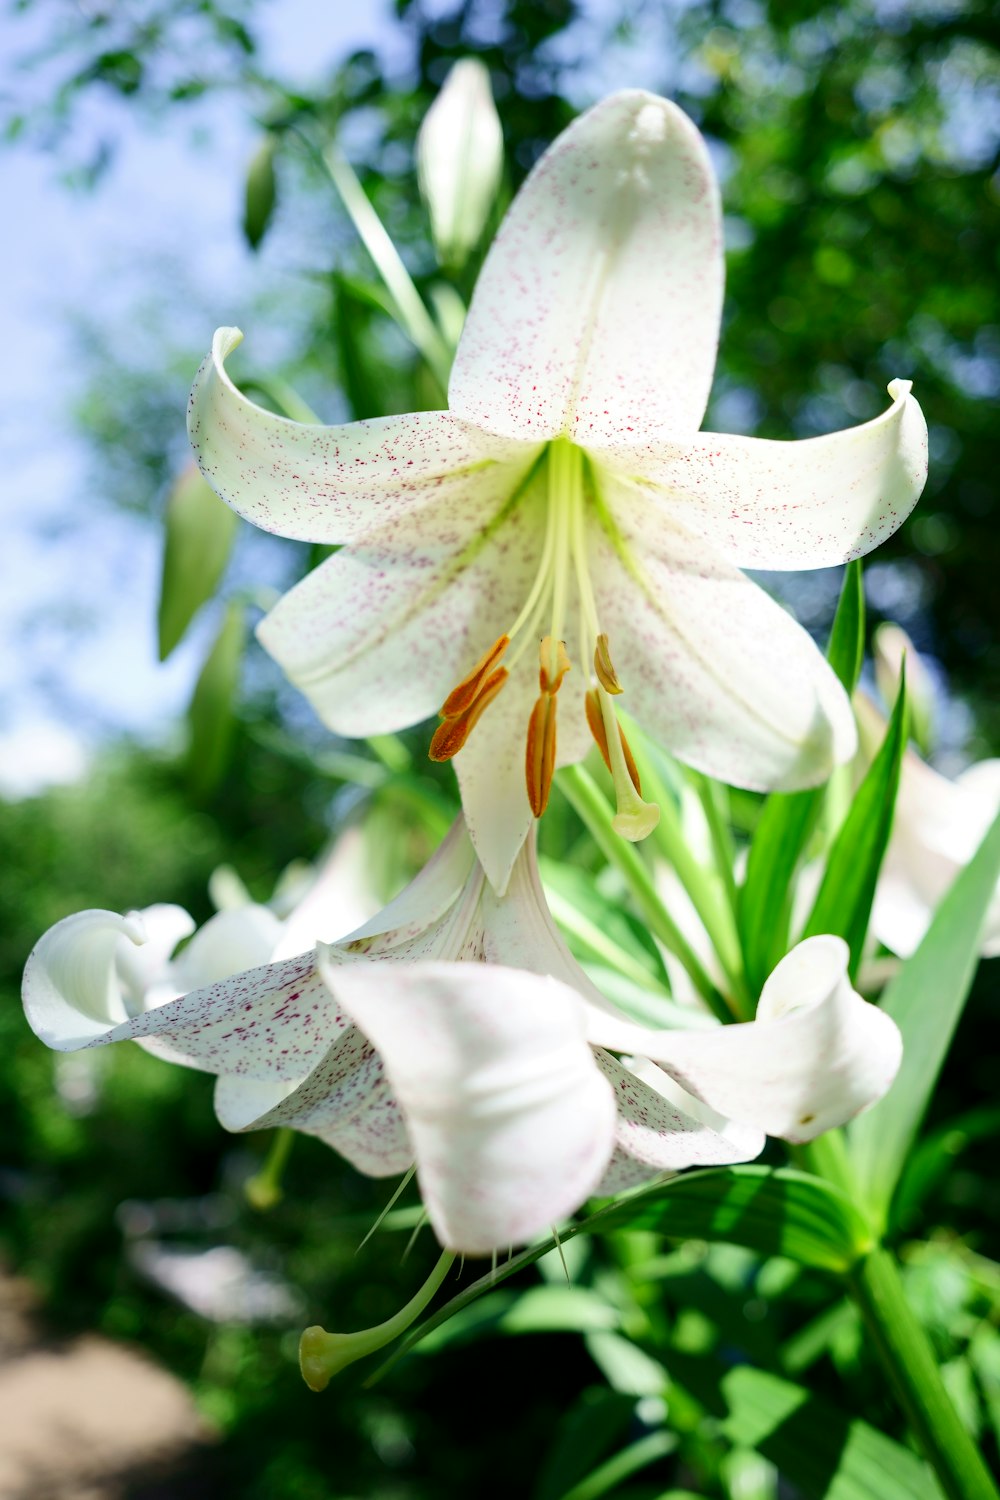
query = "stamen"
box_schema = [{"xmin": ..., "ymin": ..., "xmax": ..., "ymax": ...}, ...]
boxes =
[
  {"xmin": 539, "ymin": 635, "xmax": 571, "ymax": 695},
  {"xmin": 588, "ymin": 687, "xmax": 660, "ymax": 842},
  {"xmin": 439, "ymin": 635, "xmax": 509, "ymax": 718},
  {"xmin": 429, "ymin": 667, "xmax": 509, "ymax": 761},
  {"xmin": 593, "ymin": 634, "xmax": 622, "ymax": 695},
  {"xmin": 584, "ymin": 689, "xmax": 643, "ymax": 793},
  {"xmin": 526, "ymin": 693, "xmax": 558, "ymax": 817}
]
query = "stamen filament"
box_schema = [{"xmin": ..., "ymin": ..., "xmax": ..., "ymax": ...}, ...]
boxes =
[{"xmin": 595, "ymin": 686, "xmax": 660, "ymax": 842}]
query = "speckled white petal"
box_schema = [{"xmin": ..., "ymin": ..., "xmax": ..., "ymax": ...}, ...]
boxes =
[
  {"xmin": 450, "ymin": 90, "xmax": 722, "ymax": 446},
  {"xmin": 588, "ymin": 936, "xmax": 902, "ymax": 1143},
  {"xmin": 89, "ymin": 953, "xmax": 347, "ymax": 1081},
  {"xmin": 214, "ymin": 1027, "xmax": 413, "ymax": 1177},
  {"xmin": 24, "ymin": 909, "xmax": 155, "ymax": 1049},
  {"xmin": 256, "ymin": 458, "xmax": 546, "ymax": 738},
  {"xmin": 595, "ymin": 381, "xmax": 927, "ymax": 571},
  {"xmin": 170, "ymin": 905, "xmax": 283, "ymax": 992},
  {"xmin": 188, "ymin": 327, "xmax": 533, "ymax": 543},
  {"xmin": 595, "ymin": 1051, "xmax": 764, "ymax": 1188},
  {"xmin": 455, "ymin": 647, "xmax": 593, "ymax": 894},
  {"xmin": 588, "ymin": 498, "xmax": 857, "ymax": 791},
  {"xmin": 318, "ymin": 956, "xmax": 616, "ymax": 1253},
  {"xmin": 336, "ymin": 817, "xmax": 477, "ymax": 952}
]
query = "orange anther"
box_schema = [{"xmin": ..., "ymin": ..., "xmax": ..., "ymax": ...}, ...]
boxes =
[
  {"xmin": 439, "ymin": 635, "xmax": 510, "ymax": 719},
  {"xmin": 584, "ymin": 689, "xmax": 642, "ymax": 794},
  {"xmin": 538, "ymin": 636, "xmax": 571, "ymax": 696},
  {"xmin": 429, "ymin": 667, "xmax": 509, "ymax": 761},
  {"xmin": 525, "ymin": 692, "xmax": 558, "ymax": 817},
  {"xmin": 593, "ymin": 633, "xmax": 622, "ymax": 695}
]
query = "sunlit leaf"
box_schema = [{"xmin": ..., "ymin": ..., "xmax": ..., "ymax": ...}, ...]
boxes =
[
  {"xmin": 801, "ymin": 672, "xmax": 907, "ymax": 976},
  {"xmin": 157, "ymin": 465, "xmax": 238, "ymax": 660},
  {"xmin": 848, "ymin": 808, "xmax": 1000, "ymax": 1226},
  {"xmin": 739, "ymin": 562, "xmax": 865, "ymax": 994},
  {"xmin": 186, "ymin": 601, "xmax": 245, "ymax": 797}
]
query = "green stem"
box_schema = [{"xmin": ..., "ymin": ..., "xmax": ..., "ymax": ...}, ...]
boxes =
[
  {"xmin": 245, "ymin": 1128, "xmax": 294, "ymax": 1211},
  {"xmin": 557, "ymin": 765, "xmax": 734, "ymax": 1023},
  {"xmin": 847, "ymin": 1247, "xmax": 999, "ymax": 1500},
  {"xmin": 632, "ymin": 747, "xmax": 751, "ymax": 1017},
  {"xmin": 321, "ymin": 144, "xmax": 453, "ymax": 393}
]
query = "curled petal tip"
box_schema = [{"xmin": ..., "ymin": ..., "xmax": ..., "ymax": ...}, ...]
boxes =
[
  {"xmin": 213, "ymin": 326, "xmax": 244, "ymax": 360},
  {"xmin": 886, "ymin": 377, "xmax": 913, "ymax": 402}
]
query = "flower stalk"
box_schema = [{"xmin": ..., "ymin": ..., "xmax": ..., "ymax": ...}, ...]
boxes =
[{"xmin": 847, "ymin": 1247, "xmax": 999, "ymax": 1500}]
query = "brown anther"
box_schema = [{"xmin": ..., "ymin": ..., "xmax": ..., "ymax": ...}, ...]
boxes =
[
  {"xmin": 538, "ymin": 636, "xmax": 571, "ymax": 696},
  {"xmin": 526, "ymin": 692, "xmax": 558, "ymax": 817},
  {"xmin": 593, "ymin": 633, "xmax": 622, "ymax": 695},
  {"xmin": 439, "ymin": 635, "xmax": 510, "ymax": 719},
  {"xmin": 584, "ymin": 689, "xmax": 643, "ymax": 794},
  {"xmin": 429, "ymin": 667, "xmax": 509, "ymax": 761}
]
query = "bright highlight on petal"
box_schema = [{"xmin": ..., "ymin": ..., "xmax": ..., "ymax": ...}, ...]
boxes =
[
  {"xmin": 319, "ymin": 957, "xmax": 617, "ymax": 1255},
  {"xmin": 449, "ymin": 90, "xmax": 723, "ymax": 445}
]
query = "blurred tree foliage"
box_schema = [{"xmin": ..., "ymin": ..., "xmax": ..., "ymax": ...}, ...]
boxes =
[{"xmin": 3, "ymin": 1, "xmax": 1000, "ymax": 1496}]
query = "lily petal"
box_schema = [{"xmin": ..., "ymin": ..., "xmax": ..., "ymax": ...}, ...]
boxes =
[
  {"xmin": 338, "ymin": 817, "xmax": 478, "ymax": 952},
  {"xmin": 449, "ymin": 90, "xmax": 723, "ymax": 446},
  {"xmin": 24, "ymin": 909, "xmax": 157, "ymax": 1049},
  {"xmin": 590, "ymin": 497, "xmax": 857, "ymax": 790},
  {"xmin": 594, "ymin": 381, "xmax": 927, "ymax": 571},
  {"xmin": 170, "ymin": 905, "xmax": 283, "ymax": 992},
  {"xmin": 91, "ymin": 953, "xmax": 346, "ymax": 1081},
  {"xmin": 318, "ymin": 955, "xmax": 616, "ymax": 1253},
  {"xmin": 588, "ymin": 936, "xmax": 902, "ymax": 1142},
  {"xmin": 256, "ymin": 457, "xmax": 546, "ymax": 738},
  {"xmin": 595, "ymin": 1051, "xmax": 764, "ymax": 1191},
  {"xmin": 214, "ymin": 1027, "xmax": 412, "ymax": 1177},
  {"xmin": 188, "ymin": 327, "xmax": 533, "ymax": 543}
]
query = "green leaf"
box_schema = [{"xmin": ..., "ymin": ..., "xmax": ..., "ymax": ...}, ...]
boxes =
[
  {"xmin": 186, "ymin": 601, "xmax": 245, "ymax": 797},
  {"xmin": 553, "ymin": 1432, "xmax": 676, "ymax": 1500},
  {"xmin": 668, "ymin": 1357, "xmax": 944, "ymax": 1500},
  {"xmin": 848, "ymin": 807, "xmax": 1000, "ymax": 1225},
  {"xmin": 534, "ymin": 1388, "xmax": 637, "ymax": 1500},
  {"xmin": 157, "ymin": 466, "xmax": 238, "ymax": 660},
  {"xmin": 416, "ymin": 1285, "xmax": 620, "ymax": 1352},
  {"xmin": 825, "ymin": 560, "xmax": 866, "ymax": 696},
  {"xmin": 243, "ymin": 132, "xmax": 278, "ymax": 249},
  {"xmin": 738, "ymin": 562, "xmax": 865, "ymax": 994},
  {"xmin": 801, "ymin": 672, "xmax": 907, "ymax": 977},
  {"xmin": 891, "ymin": 1105, "xmax": 1000, "ymax": 1235},
  {"xmin": 367, "ymin": 1167, "xmax": 873, "ymax": 1384},
  {"xmin": 595, "ymin": 1167, "xmax": 873, "ymax": 1274}
]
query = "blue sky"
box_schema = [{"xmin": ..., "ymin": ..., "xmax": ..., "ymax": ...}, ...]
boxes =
[{"xmin": 0, "ymin": 1, "xmax": 410, "ymax": 792}]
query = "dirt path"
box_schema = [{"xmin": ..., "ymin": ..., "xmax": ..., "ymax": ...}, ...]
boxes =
[{"xmin": 0, "ymin": 1270, "xmax": 214, "ymax": 1499}]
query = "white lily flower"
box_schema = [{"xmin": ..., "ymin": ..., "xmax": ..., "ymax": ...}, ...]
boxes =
[
  {"xmin": 189, "ymin": 90, "xmax": 926, "ymax": 893},
  {"xmin": 417, "ymin": 58, "xmax": 504, "ymax": 269},
  {"xmin": 24, "ymin": 821, "xmax": 900, "ymax": 1254},
  {"xmin": 857, "ymin": 692, "xmax": 1000, "ymax": 959}
]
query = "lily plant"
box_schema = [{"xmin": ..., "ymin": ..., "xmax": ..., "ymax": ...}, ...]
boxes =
[
  {"xmin": 188, "ymin": 89, "xmax": 927, "ymax": 891},
  {"xmin": 24, "ymin": 817, "xmax": 900, "ymax": 1256}
]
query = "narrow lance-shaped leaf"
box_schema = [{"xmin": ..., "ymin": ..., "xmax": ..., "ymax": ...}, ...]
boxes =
[
  {"xmin": 157, "ymin": 465, "xmax": 238, "ymax": 660},
  {"xmin": 738, "ymin": 561, "xmax": 866, "ymax": 995},
  {"xmin": 243, "ymin": 132, "xmax": 278, "ymax": 250},
  {"xmin": 187, "ymin": 601, "xmax": 246, "ymax": 797},
  {"xmin": 848, "ymin": 807, "xmax": 1000, "ymax": 1227},
  {"xmin": 801, "ymin": 670, "xmax": 907, "ymax": 978}
]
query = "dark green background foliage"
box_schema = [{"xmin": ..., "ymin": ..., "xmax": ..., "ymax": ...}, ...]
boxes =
[{"xmin": 2, "ymin": 1, "xmax": 999, "ymax": 1496}]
